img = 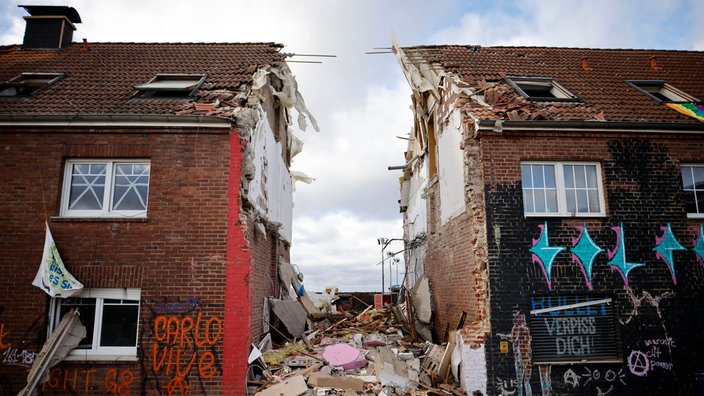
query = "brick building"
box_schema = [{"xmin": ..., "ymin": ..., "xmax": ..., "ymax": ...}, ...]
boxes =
[
  {"xmin": 392, "ymin": 44, "xmax": 704, "ymax": 395},
  {"xmin": 0, "ymin": 6, "xmax": 317, "ymax": 394}
]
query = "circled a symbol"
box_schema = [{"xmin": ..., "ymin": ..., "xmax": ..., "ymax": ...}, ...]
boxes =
[{"xmin": 628, "ymin": 350, "xmax": 649, "ymax": 377}]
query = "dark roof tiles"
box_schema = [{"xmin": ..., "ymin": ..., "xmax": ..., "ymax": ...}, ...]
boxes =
[
  {"xmin": 402, "ymin": 45, "xmax": 704, "ymax": 123},
  {"xmin": 0, "ymin": 42, "xmax": 286, "ymax": 115}
]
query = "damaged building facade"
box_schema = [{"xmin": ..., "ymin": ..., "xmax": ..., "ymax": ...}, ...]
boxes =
[
  {"xmin": 392, "ymin": 44, "xmax": 704, "ymax": 395},
  {"xmin": 0, "ymin": 6, "xmax": 317, "ymax": 394}
]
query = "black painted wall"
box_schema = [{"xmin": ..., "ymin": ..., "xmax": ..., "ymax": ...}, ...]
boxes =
[{"xmin": 483, "ymin": 139, "xmax": 704, "ymax": 396}]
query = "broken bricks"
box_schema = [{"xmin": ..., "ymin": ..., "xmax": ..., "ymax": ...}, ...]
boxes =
[{"xmin": 250, "ymin": 305, "xmax": 467, "ymax": 395}]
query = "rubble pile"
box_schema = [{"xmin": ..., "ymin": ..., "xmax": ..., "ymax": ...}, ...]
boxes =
[{"xmin": 247, "ymin": 285, "xmax": 466, "ymax": 396}]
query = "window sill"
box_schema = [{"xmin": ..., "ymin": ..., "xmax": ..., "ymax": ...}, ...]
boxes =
[
  {"xmin": 50, "ymin": 216, "xmax": 148, "ymax": 223},
  {"xmin": 524, "ymin": 213, "xmax": 606, "ymax": 218},
  {"xmin": 63, "ymin": 354, "xmax": 139, "ymax": 363}
]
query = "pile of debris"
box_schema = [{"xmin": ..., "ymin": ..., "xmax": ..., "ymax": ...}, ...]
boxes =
[{"xmin": 248, "ymin": 261, "xmax": 465, "ymax": 395}]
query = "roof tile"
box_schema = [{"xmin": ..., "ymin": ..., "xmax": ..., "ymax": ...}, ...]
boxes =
[
  {"xmin": 402, "ymin": 45, "xmax": 704, "ymax": 123},
  {"xmin": 0, "ymin": 42, "xmax": 286, "ymax": 115}
]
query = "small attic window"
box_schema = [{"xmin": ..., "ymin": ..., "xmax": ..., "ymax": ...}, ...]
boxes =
[
  {"xmin": 505, "ymin": 76, "xmax": 580, "ymax": 102},
  {"xmin": 133, "ymin": 74, "xmax": 207, "ymax": 98},
  {"xmin": 0, "ymin": 72, "xmax": 66, "ymax": 97},
  {"xmin": 627, "ymin": 80, "xmax": 699, "ymax": 103}
]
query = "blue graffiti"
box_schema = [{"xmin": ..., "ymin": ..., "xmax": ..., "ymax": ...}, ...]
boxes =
[
  {"xmin": 530, "ymin": 222, "xmax": 566, "ymax": 290},
  {"xmin": 531, "ymin": 295, "xmax": 608, "ymax": 316},
  {"xmin": 652, "ymin": 224, "xmax": 686, "ymax": 285},
  {"xmin": 570, "ymin": 223, "xmax": 605, "ymax": 290},
  {"xmin": 530, "ymin": 223, "xmax": 703, "ymax": 290},
  {"xmin": 606, "ymin": 223, "xmax": 645, "ymax": 289}
]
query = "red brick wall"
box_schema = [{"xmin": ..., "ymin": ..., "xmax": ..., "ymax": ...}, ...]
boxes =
[{"xmin": 0, "ymin": 126, "xmax": 257, "ymax": 394}]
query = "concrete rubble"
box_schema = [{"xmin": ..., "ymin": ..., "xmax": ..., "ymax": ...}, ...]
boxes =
[{"xmin": 248, "ymin": 282, "xmax": 467, "ymax": 396}]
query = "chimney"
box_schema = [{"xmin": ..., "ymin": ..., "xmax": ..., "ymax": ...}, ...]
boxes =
[{"xmin": 19, "ymin": 5, "xmax": 82, "ymax": 50}]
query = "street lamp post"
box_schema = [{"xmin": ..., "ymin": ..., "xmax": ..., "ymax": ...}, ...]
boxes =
[{"xmin": 377, "ymin": 237, "xmax": 403, "ymax": 296}]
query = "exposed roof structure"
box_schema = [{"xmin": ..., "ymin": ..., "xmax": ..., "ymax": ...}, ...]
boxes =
[
  {"xmin": 398, "ymin": 45, "xmax": 704, "ymax": 123},
  {"xmin": 0, "ymin": 41, "xmax": 287, "ymax": 116}
]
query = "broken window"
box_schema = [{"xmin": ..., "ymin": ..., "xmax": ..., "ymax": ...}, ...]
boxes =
[
  {"xmin": 61, "ymin": 159, "xmax": 150, "ymax": 218},
  {"xmin": 49, "ymin": 288, "xmax": 141, "ymax": 357},
  {"xmin": 681, "ymin": 164, "xmax": 704, "ymax": 218},
  {"xmin": 505, "ymin": 76, "xmax": 580, "ymax": 102},
  {"xmin": 627, "ymin": 80, "xmax": 700, "ymax": 103},
  {"xmin": 133, "ymin": 73, "xmax": 207, "ymax": 98},
  {"xmin": 0, "ymin": 72, "xmax": 66, "ymax": 97},
  {"xmin": 521, "ymin": 162, "xmax": 605, "ymax": 217}
]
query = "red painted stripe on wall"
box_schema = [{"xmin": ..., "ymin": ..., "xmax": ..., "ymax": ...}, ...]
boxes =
[{"xmin": 222, "ymin": 131, "xmax": 252, "ymax": 394}]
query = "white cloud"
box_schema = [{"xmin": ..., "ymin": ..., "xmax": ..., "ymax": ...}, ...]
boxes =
[{"xmin": 293, "ymin": 211, "xmax": 404, "ymax": 292}]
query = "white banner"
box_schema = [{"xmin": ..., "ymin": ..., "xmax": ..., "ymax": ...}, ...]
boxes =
[{"xmin": 32, "ymin": 224, "xmax": 83, "ymax": 298}]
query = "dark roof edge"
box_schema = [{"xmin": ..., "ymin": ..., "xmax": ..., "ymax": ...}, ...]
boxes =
[
  {"xmin": 476, "ymin": 119, "xmax": 704, "ymax": 134},
  {"xmin": 0, "ymin": 114, "xmax": 233, "ymax": 129}
]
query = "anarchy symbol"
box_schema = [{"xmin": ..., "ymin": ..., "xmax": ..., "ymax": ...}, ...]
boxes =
[
  {"xmin": 563, "ymin": 369, "xmax": 580, "ymax": 388},
  {"xmin": 628, "ymin": 350, "xmax": 650, "ymax": 377}
]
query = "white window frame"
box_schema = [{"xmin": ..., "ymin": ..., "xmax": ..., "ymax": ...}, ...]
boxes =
[
  {"xmin": 681, "ymin": 164, "xmax": 704, "ymax": 219},
  {"xmin": 521, "ymin": 161, "xmax": 606, "ymax": 217},
  {"xmin": 49, "ymin": 288, "xmax": 141, "ymax": 359},
  {"xmin": 627, "ymin": 80, "xmax": 700, "ymax": 103},
  {"xmin": 0, "ymin": 72, "xmax": 66, "ymax": 97},
  {"xmin": 60, "ymin": 159, "xmax": 150, "ymax": 218},
  {"xmin": 505, "ymin": 76, "xmax": 581, "ymax": 103},
  {"xmin": 133, "ymin": 73, "xmax": 207, "ymax": 98}
]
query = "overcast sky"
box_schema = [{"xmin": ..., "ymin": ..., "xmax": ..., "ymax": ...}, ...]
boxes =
[{"xmin": 2, "ymin": 0, "xmax": 702, "ymax": 292}]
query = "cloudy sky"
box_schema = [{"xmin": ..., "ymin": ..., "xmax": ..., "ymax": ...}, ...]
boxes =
[{"xmin": 2, "ymin": 0, "xmax": 702, "ymax": 292}]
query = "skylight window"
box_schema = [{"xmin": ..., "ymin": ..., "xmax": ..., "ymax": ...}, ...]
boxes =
[
  {"xmin": 0, "ymin": 72, "xmax": 66, "ymax": 97},
  {"xmin": 627, "ymin": 80, "xmax": 700, "ymax": 103},
  {"xmin": 133, "ymin": 74, "xmax": 207, "ymax": 98},
  {"xmin": 505, "ymin": 76, "xmax": 580, "ymax": 102}
]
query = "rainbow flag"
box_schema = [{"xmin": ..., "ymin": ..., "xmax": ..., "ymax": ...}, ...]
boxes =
[{"xmin": 666, "ymin": 102, "xmax": 704, "ymax": 122}]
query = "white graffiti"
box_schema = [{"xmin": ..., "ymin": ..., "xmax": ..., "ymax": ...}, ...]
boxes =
[
  {"xmin": 495, "ymin": 378, "xmax": 517, "ymax": 396},
  {"xmin": 563, "ymin": 369, "xmax": 580, "ymax": 388},
  {"xmin": 582, "ymin": 367, "xmax": 626, "ymax": 386},
  {"xmin": 2, "ymin": 345, "xmax": 37, "ymax": 367},
  {"xmin": 596, "ymin": 385, "xmax": 614, "ymax": 396},
  {"xmin": 619, "ymin": 289, "xmax": 673, "ymax": 325}
]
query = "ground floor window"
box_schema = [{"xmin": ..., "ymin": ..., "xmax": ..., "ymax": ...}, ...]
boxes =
[{"xmin": 50, "ymin": 288, "xmax": 140, "ymax": 357}]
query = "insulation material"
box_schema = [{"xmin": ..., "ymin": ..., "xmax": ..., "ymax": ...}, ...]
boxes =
[
  {"xmin": 392, "ymin": 36, "xmax": 442, "ymax": 99},
  {"xmin": 247, "ymin": 105, "xmax": 293, "ymax": 242},
  {"xmin": 254, "ymin": 65, "xmax": 320, "ymax": 133},
  {"xmin": 290, "ymin": 170, "xmax": 314, "ymax": 191},
  {"xmin": 288, "ymin": 131, "xmax": 304, "ymax": 159},
  {"xmin": 403, "ymin": 159, "xmax": 428, "ymax": 238},
  {"xmin": 437, "ymin": 109, "xmax": 466, "ymax": 224}
]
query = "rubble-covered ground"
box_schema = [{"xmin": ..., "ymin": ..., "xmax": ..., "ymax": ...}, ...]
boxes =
[{"xmin": 248, "ymin": 300, "xmax": 467, "ymax": 396}]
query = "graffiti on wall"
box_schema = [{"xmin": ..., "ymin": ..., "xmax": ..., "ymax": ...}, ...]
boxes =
[
  {"xmin": 530, "ymin": 222, "xmax": 565, "ymax": 290},
  {"xmin": 570, "ymin": 223, "xmax": 604, "ymax": 290},
  {"xmin": 563, "ymin": 367, "xmax": 626, "ymax": 395},
  {"xmin": 145, "ymin": 297, "xmax": 222, "ymax": 396},
  {"xmin": 497, "ymin": 312, "xmax": 533, "ymax": 396},
  {"xmin": 529, "ymin": 223, "xmax": 701, "ymax": 289},
  {"xmin": 627, "ymin": 337, "xmax": 677, "ymax": 377},
  {"xmin": 41, "ymin": 368, "xmax": 136, "ymax": 395}
]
